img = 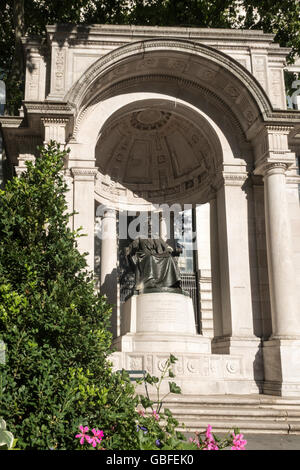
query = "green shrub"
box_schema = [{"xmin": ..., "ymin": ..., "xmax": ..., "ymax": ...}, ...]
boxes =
[{"xmin": 0, "ymin": 142, "xmax": 140, "ymax": 449}]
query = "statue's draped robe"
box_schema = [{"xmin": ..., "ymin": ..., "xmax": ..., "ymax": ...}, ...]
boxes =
[{"xmin": 126, "ymin": 237, "xmax": 181, "ymax": 290}]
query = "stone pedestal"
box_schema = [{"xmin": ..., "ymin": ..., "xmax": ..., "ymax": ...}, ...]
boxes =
[
  {"xmin": 113, "ymin": 292, "xmax": 211, "ymax": 354},
  {"xmin": 111, "ymin": 291, "xmax": 261, "ymax": 395}
]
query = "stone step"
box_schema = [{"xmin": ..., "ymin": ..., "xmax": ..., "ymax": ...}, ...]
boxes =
[
  {"xmin": 162, "ymin": 394, "xmax": 300, "ymax": 407},
  {"xmin": 167, "ymin": 407, "xmax": 300, "ymax": 418},
  {"xmin": 176, "ymin": 419, "xmax": 300, "ymax": 435},
  {"xmin": 154, "ymin": 394, "xmax": 300, "ymax": 435}
]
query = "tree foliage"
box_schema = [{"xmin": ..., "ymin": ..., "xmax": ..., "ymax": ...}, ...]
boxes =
[
  {"xmin": 0, "ymin": 142, "xmax": 141, "ymax": 449},
  {"xmin": 0, "ymin": 0, "xmax": 299, "ymax": 114}
]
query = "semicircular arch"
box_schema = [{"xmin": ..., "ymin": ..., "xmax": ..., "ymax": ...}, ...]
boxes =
[{"xmin": 65, "ymin": 37, "xmax": 273, "ymax": 136}]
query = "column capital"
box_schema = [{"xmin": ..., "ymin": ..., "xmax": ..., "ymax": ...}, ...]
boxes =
[
  {"xmin": 71, "ymin": 167, "xmax": 98, "ymax": 181},
  {"xmin": 254, "ymin": 160, "xmax": 291, "ymax": 177}
]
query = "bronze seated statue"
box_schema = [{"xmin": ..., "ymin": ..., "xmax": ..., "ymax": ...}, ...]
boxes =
[{"xmin": 124, "ymin": 237, "xmax": 183, "ymax": 292}]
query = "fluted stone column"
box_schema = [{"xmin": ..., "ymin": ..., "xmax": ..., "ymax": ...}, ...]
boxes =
[
  {"xmin": 71, "ymin": 167, "xmax": 98, "ymax": 271},
  {"xmin": 263, "ymin": 163, "xmax": 299, "ymax": 337},
  {"xmin": 261, "ymin": 162, "xmax": 300, "ymax": 396},
  {"xmin": 100, "ymin": 208, "xmax": 118, "ymax": 337}
]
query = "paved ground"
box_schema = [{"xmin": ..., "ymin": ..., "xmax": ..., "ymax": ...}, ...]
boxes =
[
  {"xmin": 244, "ymin": 434, "xmax": 300, "ymax": 450},
  {"xmin": 186, "ymin": 432, "xmax": 300, "ymax": 450}
]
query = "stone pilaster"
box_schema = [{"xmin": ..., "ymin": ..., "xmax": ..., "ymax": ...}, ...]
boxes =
[
  {"xmin": 211, "ymin": 168, "xmax": 263, "ymax": 390},
  {"xmin": 212, "ymin": 169, "xmax": 257, "ymax": 342},
  {"xmin": 71, "ymin": 167, "xmax": 98, "ymax": 271}
]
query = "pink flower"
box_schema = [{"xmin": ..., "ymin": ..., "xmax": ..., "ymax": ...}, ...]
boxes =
[
  {"xmin": 202, "ymin": 425, "xmax": 219, "ymax": 450},
  {"xmin": 152, "ymin": 410, "xmax": 160, "ymax": 421},
  {"xmin": 231, "ymin": 432, "xmax": 247, "ymax": 450},
  {"xmin": 88, "ymin": 428, "xmax": 104, "ymax": 448},
  {"xmin": 203, "ymin": 442, "xmax": 219, "ymax": 450},
  {"xmin": 75, "ymin": 425, "xmax": 90, "ymax": 445},
  {"xmin": 205, "ymin": 424, "xmax": 213, "ymax": 440},
  {"xmin": 138, "ymin": 409, "xmax": 145, "ymax": 417}
]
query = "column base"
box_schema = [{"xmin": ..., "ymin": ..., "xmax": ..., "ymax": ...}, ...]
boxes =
[
  {"xmin": 212, "ymin": 336, "xmax": 264, "ymax": 385},
  {"xmin": 263, "ymin": 338, "xmax": 300, "ymax": 397}
]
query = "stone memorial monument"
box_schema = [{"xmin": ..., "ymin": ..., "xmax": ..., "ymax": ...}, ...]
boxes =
[{"xmin": 1, "ymin": 24, "xmax": 300, "ymax": 397}]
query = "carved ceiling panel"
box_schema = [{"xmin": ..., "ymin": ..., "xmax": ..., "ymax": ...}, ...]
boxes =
[{"xmin": 95, "ymin": 106, "xmax": 217, "ymax": 204}]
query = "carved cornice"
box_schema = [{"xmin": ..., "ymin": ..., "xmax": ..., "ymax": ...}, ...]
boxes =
[
  {"xmin": 0, "ymin": 116, "xmax": 23, "ymax": 128},
  {"xmin": 265, "ymin": 111, "xmax": 300, "ymax": 122},
  {"xmin": 24, "ymin": 101, "xmax": 75, "ymax": 116}
]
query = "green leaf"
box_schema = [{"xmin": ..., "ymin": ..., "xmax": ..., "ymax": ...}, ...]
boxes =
[
  {"xmin": 169, "ymin": 382, "xmax": 181, "ymax": 394},
  {"xmin": 169, "ymin": 354, "xmax": 177, "ymax": 364}
]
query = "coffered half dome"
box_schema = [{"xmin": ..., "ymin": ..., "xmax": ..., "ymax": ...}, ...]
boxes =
[{"xmin": 95, "ymin": 102, "xmax": 221, "ymax": 205}]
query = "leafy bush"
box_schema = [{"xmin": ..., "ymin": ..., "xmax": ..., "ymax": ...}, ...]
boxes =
[
  {"xmin": 0, "ymin": 142, "xmax": 140, "ymax": 449},
  {"xmin": 73, "ymin": 355, "xmax": 247, "ymax": 451}
]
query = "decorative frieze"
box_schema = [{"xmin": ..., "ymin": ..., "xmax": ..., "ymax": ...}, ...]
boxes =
[
  {"xmin": 26, "ymin": 58, "xmax": 41, "ymax": 101},
  {"xmin": 47, "ymin": 46, "xmax": 67, "ymax": 99},
  {"xmin": 269, "ymin": 69, "xmax": 285, "ymax": 109},
  {"xmin": 112, "ymin": 351, "xmax": 244, "ymax": 379},
  {"xmin": 252, "ymin": 55, "xmax": 268, "ymax": 93},
  {"xmin": 54, "ymin": 47, "xmax": 66, "ymax": 93}
]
